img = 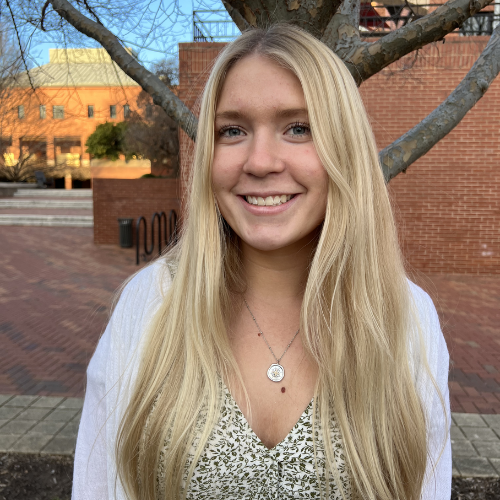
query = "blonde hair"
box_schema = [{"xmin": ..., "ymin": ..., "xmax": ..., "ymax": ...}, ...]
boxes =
[{"xmin": 116, "ymin": 24, "xmax": 441, "ymax": 500}]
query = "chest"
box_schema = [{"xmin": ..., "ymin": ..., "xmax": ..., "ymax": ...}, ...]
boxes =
[
  {"xmin": 158, "ymin": 388, "xmax": 351, "ymax": 500},
  {"xmin": 228, "ymin": 308, "xmax": 318, "ymax": 449}
]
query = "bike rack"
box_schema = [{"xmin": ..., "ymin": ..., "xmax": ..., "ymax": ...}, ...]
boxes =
[{"xmin": 136, "ymin": 209, "xmax": 178, "ymax": 265}]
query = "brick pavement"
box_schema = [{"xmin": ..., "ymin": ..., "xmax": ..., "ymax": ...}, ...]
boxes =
[
  {"xmin": 412, "ymin": 274, "xmax": 500, "ymax": 414},
  {"xmin": 0, "ymin": 225, "xmax": 499, "ymax": 414},
  {"xmin": 0, "ymin": 226, "xmax": 136, "ymax": 397}
]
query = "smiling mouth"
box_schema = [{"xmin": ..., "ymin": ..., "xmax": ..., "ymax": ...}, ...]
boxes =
[{"xmin": 244, "ymin": 194, "xmax": 295, "ymax": 207}]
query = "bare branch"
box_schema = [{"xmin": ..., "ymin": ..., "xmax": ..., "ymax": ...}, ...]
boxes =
[
  {"xmin": 41, "ymin": 0, "xmax": 50, "ymax": 31},
  {"xmin": 5, "ymin": 0, "xmax": 37, "ymax": 92},
  {"xmin": 348, "ymin": 0, "xmax": 494, "ymax": 85},
  {"xmin": 380, "ymin": 24, "xmax": 500, "ymax": 182},
  {"xmin": 321, "ymin": 0, "xmax": 361, "ymax": 62},
  {"xmin": 221, "ymin": 0, "xmax": 250, "ymax": 32},
  {"xmin": 48, "ymin": 0, "xmax": 198, "ymax": 140}
]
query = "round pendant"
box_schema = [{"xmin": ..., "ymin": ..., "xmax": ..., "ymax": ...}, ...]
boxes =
[{"xmin": 267, "ymin": 363, "xmax": 285, "ymax": 382}]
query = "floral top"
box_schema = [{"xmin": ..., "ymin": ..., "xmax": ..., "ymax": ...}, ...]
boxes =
[{"xmin": 157, "ymin": 384, "xmax": 351, "ymax": 499}]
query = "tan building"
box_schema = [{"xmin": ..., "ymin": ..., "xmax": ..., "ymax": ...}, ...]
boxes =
[{"xmin": 0, "ymin": 48, "xmax": 146, "ymax": 187}]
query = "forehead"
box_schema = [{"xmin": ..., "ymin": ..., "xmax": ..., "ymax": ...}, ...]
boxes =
[{"xmin": 216, "ymin": 55, "xmax": 307, "ymax": 117}]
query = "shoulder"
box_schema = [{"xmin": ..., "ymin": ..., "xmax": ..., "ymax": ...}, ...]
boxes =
[
  {"xmin": 88, "ymin": 259, "xmax": 173, "ymax": 384},
  {"xmin": 109, "ymin": 258, "xmax": 173, "ymax": 352},
  {"xmin": 406, "ymin": 279, "xmax": 443, "ymax": 352}
]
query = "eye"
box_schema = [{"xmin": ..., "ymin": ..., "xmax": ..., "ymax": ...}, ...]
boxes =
[
  {"xmin": 219, "ymin": 126, "xmax": 244, "ymax": 138},
  {"xmin": 285, "ymin": 122, "xmax": 311, "ymax": 137}
]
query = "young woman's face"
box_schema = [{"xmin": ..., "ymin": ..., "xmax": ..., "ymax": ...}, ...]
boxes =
[{"xmin": 212, "ymin": 55, "xmax": 329, "ymax": 253}]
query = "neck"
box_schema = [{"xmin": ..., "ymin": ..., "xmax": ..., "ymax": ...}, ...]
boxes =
[{"xmin": 240, "ymin": 231, "xmax": 318, "ymax": 306}]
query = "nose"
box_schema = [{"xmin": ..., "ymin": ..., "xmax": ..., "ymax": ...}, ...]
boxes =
[{"xmin": 243, "ymin": 129, "xmax": 285, "ymax": 177}]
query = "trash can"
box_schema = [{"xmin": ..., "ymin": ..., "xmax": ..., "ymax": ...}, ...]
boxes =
[{"xmin": 118, "ymin": 218, "xmax": 133, "ymax": 248}]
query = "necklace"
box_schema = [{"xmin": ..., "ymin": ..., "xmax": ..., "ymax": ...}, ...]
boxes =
[{"xmin": 243, "ymin": 298, "xmax": 300, "ymax": 383}]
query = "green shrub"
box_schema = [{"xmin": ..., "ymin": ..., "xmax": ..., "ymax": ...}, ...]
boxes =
[{"xmin": 85, "ymin": 122, "xmax": 130, "ymax": 161}]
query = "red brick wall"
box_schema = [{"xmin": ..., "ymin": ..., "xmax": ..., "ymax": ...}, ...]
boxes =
[
  {"xmin": 360, "ymin": 37, "xmax": 499, "ymax": 274},
  {"xmin": 93, "ymin": 178, "xmax": 180, "ymax": 245},
  {"xmin": 177, "ymin": 38, "xmax": 500, "ymax": 274}
]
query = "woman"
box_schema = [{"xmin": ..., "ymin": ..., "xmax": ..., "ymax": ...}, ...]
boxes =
[{"xmin": 72, "ymin": 24, "xmax": 451, "ymax": 500}]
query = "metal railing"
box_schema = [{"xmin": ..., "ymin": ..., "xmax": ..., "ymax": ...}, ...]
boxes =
[
  {"xmin": 192, "ymin": 6, "xmax": 500, "ymax": 42},
  {"xmin": 136, "ymin": 210, "xmax": 178, "ymax": 265},
  {"xmin": 193, "ymin": 10, "xmax": 240, "ymax": 42},
  {"xmin": 360, "ymin": 3, "xmax": 500, "ymax": 37}
]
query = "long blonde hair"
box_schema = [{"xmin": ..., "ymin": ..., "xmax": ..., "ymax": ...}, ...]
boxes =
[{"xmin": 116, "ymin": 24, "xmax": 440, "ymax": 500}]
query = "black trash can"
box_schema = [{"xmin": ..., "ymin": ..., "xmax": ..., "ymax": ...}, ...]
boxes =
[{"xmin": 118, "ymin": 218, "xmax": 134, "ymax": 248}]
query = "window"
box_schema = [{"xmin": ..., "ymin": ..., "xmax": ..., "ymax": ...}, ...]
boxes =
[
  {"xmin": 53, "ymin": 106, "xmax": 64, "ymax": 119},
  {"xmin": 18, "ymin": 105, "xmax": 25, "ymax": 119},
  {"xmin": 123, "ymin": 104, "xmax": 130, "ymax": 118},
  {"xmin": 110, "ymin": 105, "xmax": 116, "ymax": 119},
  {"xmin": 145, "ymin": 104, "xmax": 153, "ymax": 119},
  {"xmin": 39, "ymin": 105, "xmax": 46, "ymax": 119},
  {"xmin": 88, "ymin": 105, "xmax": 94, "ymax": 118}
]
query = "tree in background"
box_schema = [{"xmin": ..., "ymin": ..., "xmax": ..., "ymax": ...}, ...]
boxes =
[
  {"xmin": 0, "ymin": 22, "xmax": 69, "ymax": 182},
  {"xmin": 122, "ymin": 58, "xmax": 179, "ymax": 177},
  {"xmin": 85, "ymin": 122, "xmax": 130, "ymax": 161},
  {"xmin": 4, "ymin": 0, "xmax": 500, "ymax": 181}
]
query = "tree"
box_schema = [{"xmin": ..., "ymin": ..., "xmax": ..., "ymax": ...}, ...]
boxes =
[
  {"xmin": 122, "ymin": 58, "xmax": 179, "ymax": 177},
  {"xmin": 6, "ymin": 0, "xmax": 500, "ymax": 181},
  {"xmin": 85, "ymin": 121, "xmax": 130, "ymax": 160}
]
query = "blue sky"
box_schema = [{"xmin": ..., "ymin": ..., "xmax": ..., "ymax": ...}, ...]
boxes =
[{"xmin": 30, "ymin": 0, "xmax": 238, "ymax": 68}]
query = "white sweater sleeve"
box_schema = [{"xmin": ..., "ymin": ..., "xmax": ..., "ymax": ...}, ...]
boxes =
[
  {"xmin": 409, "ymin": 283, "xmax": 452, "ymax": 500},
  {"xmin": 72, "ymin": 261, "xmax": 171, "ymax": 500}
]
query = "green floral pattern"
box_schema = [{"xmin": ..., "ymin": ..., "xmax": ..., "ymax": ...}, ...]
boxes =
[{"xmin": 157, "ymin": 385, "xmax": 350, "ymax": 499}]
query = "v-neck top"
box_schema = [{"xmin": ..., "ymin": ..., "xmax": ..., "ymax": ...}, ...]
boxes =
[{"xmin": 157, "ymin": 384, "xmax": 351, "ymax": 499}]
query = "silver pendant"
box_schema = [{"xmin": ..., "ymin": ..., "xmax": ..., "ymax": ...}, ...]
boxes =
[{"xmin": 267, "ymin": 363, "xmax": 285, "ymax": 382}]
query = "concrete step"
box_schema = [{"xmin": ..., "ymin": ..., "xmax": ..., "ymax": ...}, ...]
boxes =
[
  {"xmin": 0, "ymin": 215, "xmax": 93, "ymax": 227},
  {"xmin": 14, "ymin": 189, "xmax": 92, "ymax": 198},
  {"xmin": 0, "ymin": 183, "xmax": 38, "ymax": 189},
  {"xmin": 0, "ymin": 199, "xmax": 93, "ymax": 209}
]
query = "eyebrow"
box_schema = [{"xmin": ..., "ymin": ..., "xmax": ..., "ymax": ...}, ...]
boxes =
[{"xmin": 215, "ymin": 107, "xmax": 309, "ymax": 121}]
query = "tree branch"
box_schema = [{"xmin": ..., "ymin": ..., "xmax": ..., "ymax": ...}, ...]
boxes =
[
  {"xmin": 380, "ymin": 24, "xmax": 500, "ymax": 182},
  {"xmin": 347, "ymin": 0, "xmax": 494, "ymax": 85},
  {"xmin": 48, "ymin": 0, "xmax": 198, "ymax": 140},
  {"xmin": 221, "ymin": 0, "xmax": 251, "ymax": 32},
  {"xmin": 321, "ymin": 0, "xmax": 361, "ymax": 62}
]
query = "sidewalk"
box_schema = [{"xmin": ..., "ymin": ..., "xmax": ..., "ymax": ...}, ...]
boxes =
[{"xmin": 1, "ymin": 394, "xmax": 500, "ymax": 478}]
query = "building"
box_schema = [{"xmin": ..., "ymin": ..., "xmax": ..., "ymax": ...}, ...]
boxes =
[{"xmin": 0, "ymin": 48, "xmax": 145, "ymax": 188}]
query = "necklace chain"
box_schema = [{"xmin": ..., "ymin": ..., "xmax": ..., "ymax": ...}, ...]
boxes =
[{"xmin": 243, "ymin": 298, "xmax": 299, "ymax": 365}]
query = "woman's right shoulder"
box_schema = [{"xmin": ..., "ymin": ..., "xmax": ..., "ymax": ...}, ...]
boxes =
[{"xmin": 93, "ymin": 259, "xmax": 174, "ymax": 371}]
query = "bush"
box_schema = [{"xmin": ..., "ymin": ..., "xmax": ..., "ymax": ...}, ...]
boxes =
[{"xmin": 85, "ymin": 122, "xmax": 130, "ymax": 161}]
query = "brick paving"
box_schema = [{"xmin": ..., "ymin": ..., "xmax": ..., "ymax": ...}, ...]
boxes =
[
  {"xmin": 412, "ymin": 274, "xmax": 500, "ymax": 414},
  {"xmin": 0, "ymin": 226, "xmax": 136, "ymax": 397},
  {"xmin": 0, "ymin": 225, "xmax": 499, "ymax": 414}
]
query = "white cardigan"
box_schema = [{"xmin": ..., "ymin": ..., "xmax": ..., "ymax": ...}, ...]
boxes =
[{"xmin": 72, "ymin": 260, "xmax": 452, "ymax": 499}]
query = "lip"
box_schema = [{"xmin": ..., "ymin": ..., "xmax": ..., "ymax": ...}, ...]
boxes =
[{"xmin": 238, "ymin": 194, "xmax": 300, "ymax": 214}]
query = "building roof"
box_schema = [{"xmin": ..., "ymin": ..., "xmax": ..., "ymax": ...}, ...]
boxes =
[{"xmin": 14, "ymin": 48, "xmax": 140, "ymax": 88}]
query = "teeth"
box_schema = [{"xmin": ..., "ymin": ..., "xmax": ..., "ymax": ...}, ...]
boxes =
[{"xmin": 245, "ymin": 194, "xmax": 293, "ymax": 206}]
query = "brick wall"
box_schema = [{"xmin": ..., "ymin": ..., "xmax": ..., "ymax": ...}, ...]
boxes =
[
  {"xmin": 93, "ymin": 178, "xmax": 180, "ymax": 245},
  {"xmin": 177, "ymin": 38, "xmax": 500, "ymax": 274},
  {"xmin": 359, "ymin": 37, "xmax": 499, "ymax": 274}
]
